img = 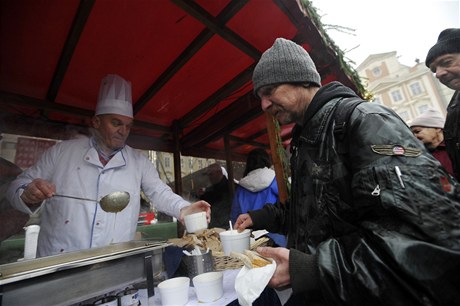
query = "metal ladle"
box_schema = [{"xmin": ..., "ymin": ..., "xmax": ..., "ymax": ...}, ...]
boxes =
[{"xmin": 53, "ymin": 191, "xmax": 130, "ymax": 213}]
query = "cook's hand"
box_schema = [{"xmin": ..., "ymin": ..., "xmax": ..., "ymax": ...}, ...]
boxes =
[
  {"xmin": 257, "ymin": 246, "xmax": 291, "ymax": 288},
  {"xmin": 179, "ymin": 200, "xmax": 211, "ymax": 224},
  {"xmin": 234, "ymin": 213, "xmax": 253, "ymax": 232},
  {"xmin": 20, "ymin": 178, "xmax": 56, "ymax": 206}
]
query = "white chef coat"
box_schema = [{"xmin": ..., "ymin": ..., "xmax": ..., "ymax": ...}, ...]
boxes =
[{"xmin": 7, "ymin": 138, "xmax": 190, "ymax": 257}]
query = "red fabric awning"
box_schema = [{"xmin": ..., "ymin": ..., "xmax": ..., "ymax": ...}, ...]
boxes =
[{"xmin": 0, "ymin": 0, "xmax": 359, "ymax": 161}]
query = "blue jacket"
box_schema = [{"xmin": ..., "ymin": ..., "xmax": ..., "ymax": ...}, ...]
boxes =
[{"xmin": 231, "ymin": 167, "xmax": 286, "ymax": 247}]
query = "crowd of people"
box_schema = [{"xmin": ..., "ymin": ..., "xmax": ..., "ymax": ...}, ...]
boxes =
[{"xmin": 1, "ymin": 27, "xmax": 460, "ymax": 306}]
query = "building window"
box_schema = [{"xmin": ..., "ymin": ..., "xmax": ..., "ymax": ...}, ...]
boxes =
[
  {"xmin": 409, "ymin": 82, "xmax": 423, "ymax": 96},
  {"xmin": 165, "ymin": 156, "xmax": 170, "ymax": 168},
  {"xmin": 372, "ymin": 67, "xmax": 381, "ymax": 77},
  {"xmin": 398, "ymin": 111, "xmax": 409, "ymax": 121},
  {"xmin": 390, "ymin": 90, "xmax": 403, "ymax": 103}
]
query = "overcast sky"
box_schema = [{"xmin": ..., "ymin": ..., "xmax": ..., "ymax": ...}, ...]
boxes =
[{"xmin": 310, "ymin": 0, "xmax": 460, "ymax": 67}]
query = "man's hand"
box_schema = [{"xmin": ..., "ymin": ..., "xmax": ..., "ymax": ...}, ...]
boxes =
[
  {"xmin": 179, "ymin": 200, "xmax": 211, "ymax": 224},
  {"xmin": 257, "ymin": 246, "xmax": 291, "ymax": 288},
  {"xmin": 234, "ymin": 213, "xmax": 253, "ymax": 232},
  {"xmin": 20, "ymin": 178, "xmax": 56, "ymax": 205}
]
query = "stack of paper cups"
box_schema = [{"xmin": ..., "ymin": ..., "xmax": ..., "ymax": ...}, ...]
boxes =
[{"xmin": 24, "ymin": 225, "xmax": 40, "ymax": 259}]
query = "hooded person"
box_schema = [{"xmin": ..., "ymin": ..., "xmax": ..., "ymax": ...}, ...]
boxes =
[
  {"xmin": 410, "ymin": 108, "xmax": 455, "ymax": 177},
  {"xmin": 426, "ymin": 28, "xmax": 460, "ymax": 180},
  {"xmin": 6, "ymin": 74, "xmax": 211, "ymax": 257},
  {"xmin": 233, "ymin": 38, "xmax": 460, "ymax": 305},
  {"xmin": 231, "ymin": 148, "xmax": 286, "ymax": 247}
]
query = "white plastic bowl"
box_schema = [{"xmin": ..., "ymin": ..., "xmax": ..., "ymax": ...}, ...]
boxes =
[
  {"xmin": 184, "ymin": 211, "xmax": 208, "ymax": 233},
  {"xmin": 157, "ymin": 277, "xmax": 190, "ymax": 306},
  {"xmin": 193, "ymin": 271, "xmax": 224, "ymax": 302},
  {"xmin": 219, "ymin": 229, "xmax": 251, "ymax": 255}
]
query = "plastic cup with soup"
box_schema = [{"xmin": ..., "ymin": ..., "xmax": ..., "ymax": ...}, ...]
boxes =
[
  {"xmin": 219, "ymin": 229, "xmax": 251, "ymax": 255},
  {"xmin": 184, "ymin": 211, "xmax": 208, "ymax": 233}
]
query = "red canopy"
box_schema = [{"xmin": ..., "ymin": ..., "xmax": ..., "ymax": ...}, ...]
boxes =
[{"xmin": 0, "ymin": 0, "xmax": 360, "ymax": 162}]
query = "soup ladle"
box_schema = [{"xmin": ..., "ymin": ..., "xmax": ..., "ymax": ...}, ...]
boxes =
[{"xmin": 53, "ymin": 191, "xmax": 130, "ymax": 213}]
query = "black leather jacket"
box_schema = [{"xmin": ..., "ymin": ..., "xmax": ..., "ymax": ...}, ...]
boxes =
[
  {"xmin": 249, "ymin": 82, "xmax": 460, "ymax": 305},
  {"xmin": 444, "ymin": 90, "xmax": 460, "ymax": 179}
]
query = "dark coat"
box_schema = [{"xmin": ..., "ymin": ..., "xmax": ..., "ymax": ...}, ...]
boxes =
[
  {"xmin": 444, "ymin": 90, "xmax": 460, "ymax": 179},
  {"xmin": 200, "ymin": 177, "xmax": 233, "ymax": 229},
  {"xmin": 249, "ymin": 82, "xmax": 460, "ymax": 305}
]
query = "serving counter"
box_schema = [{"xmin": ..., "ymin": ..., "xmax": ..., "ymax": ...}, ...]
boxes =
[
  {"xmin": 0, "ymin": 221, "xmax": 178, "ymax": 265},
  {"xmin": 0, "ymin": 241, "xmax": 168, "ymax": 306}
]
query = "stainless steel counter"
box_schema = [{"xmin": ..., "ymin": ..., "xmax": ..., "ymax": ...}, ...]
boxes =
[{"xmin": 0, "ymin": 241, "xmax": 169, "ymax": 306}]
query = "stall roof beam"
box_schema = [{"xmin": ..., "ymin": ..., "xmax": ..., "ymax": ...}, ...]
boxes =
[
  {"xmin": 133, "ymin": 0, "xmax": 250, "ymax": 115},
  {"xmin": 172, "ymin": 0, "xmax": 259, "ymax": 60},
  {"xmin": 47, "ymin": 0, "xmax": 95, "ymax": 102}
]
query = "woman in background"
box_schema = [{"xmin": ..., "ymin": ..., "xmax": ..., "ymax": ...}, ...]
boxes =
[{"xmin": 231, "ymin": 148, "xmax": 286, "ymax": 247}]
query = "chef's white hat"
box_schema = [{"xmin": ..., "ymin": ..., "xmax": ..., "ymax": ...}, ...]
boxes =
[{"xmin": 95, "ymin": 74, "xmax": 133, "ymax": 118}]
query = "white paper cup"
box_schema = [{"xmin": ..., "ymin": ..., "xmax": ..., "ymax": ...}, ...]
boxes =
[
  {"xmin": 24, "ymin": 225, "xmax": 40, "ymax": 260},
  {"xmin": 193, "ymin": 271, "xmax": 223, "ymax": 302},
  {"xmin": 184, "ymin": 211, "xmax": 207, "ymax": 233},
  {"xmin": 157, "ymin": 277, "xmax": 190, "ymax": 306},
  {"xmin": 219, "ymin": 229, "xmax": 251, "ymax": 255}
]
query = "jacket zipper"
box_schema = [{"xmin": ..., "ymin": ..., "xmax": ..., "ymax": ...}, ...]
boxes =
[{"xmin": 371, "ymin": 167, "xmax": 381, "ymax": 197}]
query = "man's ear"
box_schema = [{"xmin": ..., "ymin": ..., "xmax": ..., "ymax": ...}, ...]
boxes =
[{"xmin": 91, "ymin": 116, "xmax": 100, "ymax": 128}]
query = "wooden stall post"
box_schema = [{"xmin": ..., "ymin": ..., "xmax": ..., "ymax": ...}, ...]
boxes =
[
  {"xmin": 224, "ymin": 134, "xmax": 235, "ymax": 198},
  {"xmin": 172, "ymin": 121, "xmax": 183, "ymax": 195},
  {"xmin": 172, "ymin": 121, "xmax": 185, "ymax": 237},
  {"xmin": 265, "ymin": 113, "xmax": 289, "ymax": 204}
]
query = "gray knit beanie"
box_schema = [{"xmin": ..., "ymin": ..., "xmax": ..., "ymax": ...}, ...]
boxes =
[
  {"xmin": 425, "ymin": 28, "xmax": 460, "ymax": 67},
  {"xmin": 252, "ymin": 38, "xmax": 321, "ymax": 94}
]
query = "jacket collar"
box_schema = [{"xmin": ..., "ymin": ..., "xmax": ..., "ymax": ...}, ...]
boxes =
[
  {"xmin": 85, "ymin": 139, "xmax": 128, "ymax": 169},
  {"xmin": 291, "ymin": 82, "xmax": 359, "ymax": 146}
]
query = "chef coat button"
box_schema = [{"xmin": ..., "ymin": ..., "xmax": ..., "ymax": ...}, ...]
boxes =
[
  {"xmin": 64, "ymin": 220, "xmax": 70, "ymax": 224},
  {"xmin": 96, "ymin": 222, "xmax": 100, "ymax": 226},
  {"xmin": 85, "ymin": 157, "xmax": 90, "ymax": 160},
  {"xmin": 60, "ymin": 249, "xmax": 64, "ymax": 252}
]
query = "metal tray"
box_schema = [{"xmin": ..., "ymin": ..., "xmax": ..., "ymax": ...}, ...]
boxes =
[{"xmin": 0, "ymin": 240, "xmax": 169, "ymax": 284}]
